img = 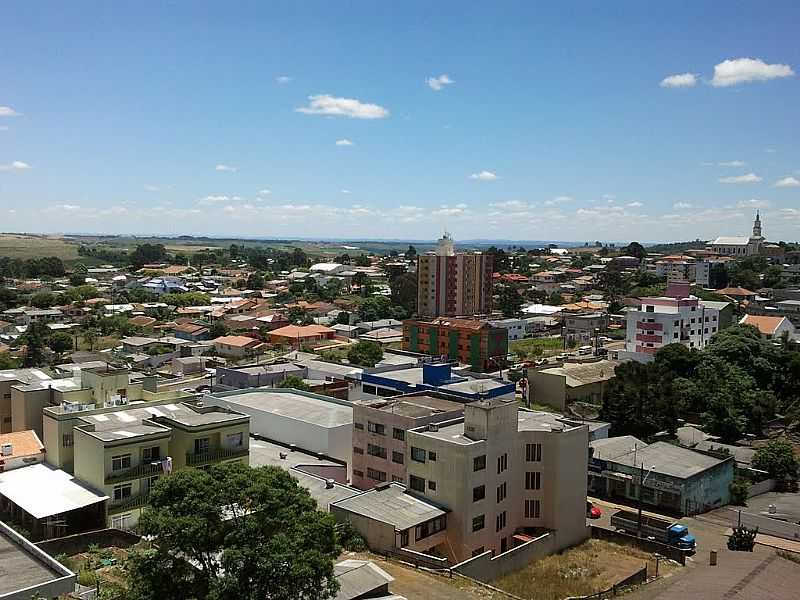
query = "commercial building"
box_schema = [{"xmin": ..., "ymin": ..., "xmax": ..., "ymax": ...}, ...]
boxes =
[
  {"xmin": 351, "ymin": 393, "xmax": 465, "ymax": 490},
  {"xmin": 359, "ymin": 362, "xmax": 516, "ymax": 403},
  {"xmin": 616, "ymin": 281, "xmax": 730, "ymax": 362},
  {"xmin": 215, "ymin": 363, "xmax": 307, "ymax": 389},
  {"xmin": 204, "ymin": 388, "xmax": 353, "ymax": 471},
  {"xmin": 528, "ymin": 359, "xmax": 618, "ymax": 412},
  {"xmin": 588, "ymin": 436, "xmax": 734, "ymax": 515},
  {"xmin": 416, "ymin": 233, "xmax": 493, "ymax": 318},
  {"xmin": 402, "ymin": 317, "xmax": 508, "ymax": 372},
  {"xmin": 405, "ymin": 399, "xmax": 589, "ymax": 563},
  {"xmin": 562, "ymin": 312, "xmax": 608, "ymax": 344},
  {"xmin": 42, "ymin": 398, "xmax": 250, "ymax": 529}
]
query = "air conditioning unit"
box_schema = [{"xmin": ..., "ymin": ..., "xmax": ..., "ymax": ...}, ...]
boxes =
[
  {"xmin": 427, "ymin": 423, "xmax": 439, "ymax": 432},
  {"xmin": 0, "ymin": 443, "xmax": 12, "ymax": 457}
]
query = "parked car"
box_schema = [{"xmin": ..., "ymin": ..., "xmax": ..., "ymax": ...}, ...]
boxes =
[{"xmin": 586, "ymin": 501, "xmax": 602, "ymax": 519}]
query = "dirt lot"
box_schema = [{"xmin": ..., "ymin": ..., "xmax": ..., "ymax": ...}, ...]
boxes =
[{"xmin": 491, "ymin": 539, "xmax": 679, "ymax": 600}]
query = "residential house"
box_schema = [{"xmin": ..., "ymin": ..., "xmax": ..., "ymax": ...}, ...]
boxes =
[
  {"xmin": 0, "ymin": 429, "xmax": 46, "ymax": 471},
  {"xmin": 739, "ymin": 314, "xmax": 796, "ymax": 340},
  {"xmin": 213, "ymin": 335, "xmax": 264, "ymax": 358},
  {"xmin": 269, "ymin": 324, "xmax": 336, "ymax": 349}
]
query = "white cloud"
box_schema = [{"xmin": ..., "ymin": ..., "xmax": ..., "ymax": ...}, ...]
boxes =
[
  {"xmin": 718, "ymin": 160, "xmax": 746, "ymax": 167},
  {"xmin": 719, "ymin": 173, "xmax": 762, "ymax": 184},
  {"xmin": 144, "ymin": 184, "xmax": 160, "ymax": 192},
  {"xmin": 296, "ymin": 95, "xmax": 389, "ymax": 119},
  {"xmin": 215, "ymin": 164, "xmax": 238, "ymax": 172},
  {"xmin": 765, "ymin": 148, "xmax": 777, "ymax": 153},
  {"xmin": 427, "ymin": 74, "xmax": 454, "ymax": 91},
  {"xmin": 737, "ymin": 198, "xmax": 770, "ymax": 208},
  {"xmin": 432, "ymin": 204, "xmax": 467, "ymax": 217},
  {"xmin": 774, "ymin": 176, "xmax": 800, "ymax": 188},
  {"xmin": 544, "ymin": 195, "xmax": 573, "ymax": 206},
  {"xmin": 0, "ymin": 160, "xmax": 31, "ymax": 171},
  {"xmin": 660, "ymin": 73, "xmax": 697, "ymax": 88},
  {"xmin": 673, "ymin": 202, "xmax": 693, "ymax": 209},
  {"xmin": 340, "ymin": 189, "xmax": 351, "ymax": 194},
  {"xmin": 275, "ymin": 76, "xmax": 292, "ymax": 84},
  {"xmin": 711, "ymin": 58, "xmax": 794, "ymax": 87},
  {"xmin": 258, "ymin": 189, "xmax": 272, "ymax": 195},
  {"xmin": 780, "ymin": 208, "xmax": 800, "ymax": 221},
  {"xmin": 0, "ymin": 106, "xmax": 21, "ymax": 117},
  {"xmin": 469, "ymin": 170, "xmax": 498, "ymax": 181},
  {"xmin": 626, "ymin": 201, "xmax": 643, "ymax": 208},
  {"xmin": 335, "ymin": 138, "xmax": 354, "ymax": 146},
  {"xmin": 198, "ymin": 195, "xmax": 241, "ymax": 205}
]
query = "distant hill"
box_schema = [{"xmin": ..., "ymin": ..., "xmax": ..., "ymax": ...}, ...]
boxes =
[{"xmin": 645, "ymin": 240, "xmax": 708, "ymax": 254}]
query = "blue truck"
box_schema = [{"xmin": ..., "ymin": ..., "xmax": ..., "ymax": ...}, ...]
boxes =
[{"xmin": 610, "ymin": 509, "xmax": 697, "ymax": 552}]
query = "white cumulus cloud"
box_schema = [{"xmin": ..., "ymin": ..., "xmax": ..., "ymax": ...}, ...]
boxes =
[
  {"xmin": 215, "ymin": 164, "xmax": 238, "ymax": 172},
  {"xmin": 258, "ymin": 189, "xmax": 272, "ymax": 195},
  {"xmin": 673, "ymin": 202, "xmax": 693, "ymax": 209},
  {"xmin": 469, "ymin": 170, "xmax": 498, "ymax": 181},
  {"xmin": 296, "ymin": 95, "xmax": 389, "ymax": 119},
  {"xmin": 0, "ymin": 106, "xmax": 21, "ymax": 117},
  {"xmin": 718, "ymin": 160, "xmax": 746, "ymax": 167},
  {"xmin": 774, "ymin": 176, "xmax": 800, "ymax": 188},
  {"xmin": 737, "ymin": 199, "xmax": 770, "ymax": 208},
  {"xmin": 0, "ymin": 160, "xmax": 31, "ymax": 171},
  {"xmin": 719, "ymin": 173, "xmax": 762, "ymax": 184},
  {"xmin": 275, "ymin": 76, "xmax": 292, "ymax": 84},
  {"xmin": 711, "ymin": 58, "xmax": 794, "ymax": 87},
  {"xmin": 660, "ymin": 73, "xmax": 697, "ymax": 88},
  {"xmin": 340, "ymin": 189, "xmax": 351, "ymax": 194},
  {"xmin": 427, "ymin": 74, "xmax": 454, "ymax": 91},
  {"xmin": 626, "ymin": 201, "xmax": 643, "ymax": 208},
  {"xmin": 335, "ymin": 138, "xmax": 354, "ymax": 146}
]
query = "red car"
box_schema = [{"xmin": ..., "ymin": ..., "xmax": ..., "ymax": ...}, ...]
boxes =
[{"xmin": 587, "ymin": 502, "xmax": 602, "ymax": 519}]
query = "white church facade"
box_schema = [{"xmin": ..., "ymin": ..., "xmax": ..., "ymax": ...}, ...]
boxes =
[{"xmin": 708, "ymin": 212, "xmax": 765, "ymax": 257}]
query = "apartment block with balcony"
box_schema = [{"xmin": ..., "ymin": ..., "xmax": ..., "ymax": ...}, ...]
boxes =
[
  {"xmin": 42, "ymin": 399, "xmax": 249, "ymax": 529},
  {"xmin": 351, "ymin": 393, "xmax": 465, "ymax": 490},
  {"xmin": 616, "ymin": 281, "xmax": 730, "ymax": 363},
  {"xmin": 405, "ymin": 398, "xmax": 589, "ymax": 564},
  {"xmin": 402, "ymin": 318, "xmax": 508, "ymax": 372}
]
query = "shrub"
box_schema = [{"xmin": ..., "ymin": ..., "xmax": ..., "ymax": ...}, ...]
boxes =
[{"xmin": 729, "ymin": 478, "xmax": 750, "ymax": 506}]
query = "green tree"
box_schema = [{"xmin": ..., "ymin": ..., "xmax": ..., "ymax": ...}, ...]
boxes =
[
  {"xmin": 357, "ymin": 296, "xmax": 392, "ymax": 322},
  {"xmin": 752, "ymin": 439, "xmax": 799, "ymax": 482},
  {"xmin": 404, "ymin": 245, "xmax": 417, "ymax": 260},
  {"xmin": 729, "ymin": 478, "xmax": 750, "ymax": 506},
  {"xmin": 623, "ymin": 241, "xmax": 646, "ymax": 261},
  {"xmin": 0, "ymin": 352, "xmax": 18, "ymax": 369},
  {"xmin": 128, "ymin": 463, "xmax": 339, "ymax": 600},
  {"xmin": 209, "ymin": 320, "xmax": 228, "ymax": 338},
  {"xmin": 278, "ymin": 375, "xmax": 312, "ymax": 391},
  {"xmin": 347, "ymin": 340, "xmax": 383, "ymax": 367},
  {"xmin": 161, "ymin": 292, "xmax": 211, "ymax": 307},
  {"xmin": 30, "ymin": 291, "xmax": 57, "ymax": 308},
  {"xmin": 389, "ymin": 272, "xmax": 417, "ymax": 316},
  {"xmin": 497, "ymin": 286, "xmax": 523, "ymax": 317},
  {"xmin": 21, "ymin": 321, "xmax": 50, "ymax": 366},
  {"xmin": 246, "ymin": 272, "xmax": 265, "ymax": 290},
  {"xmin": 49, "ymin": 331, "xmax": 74, "ymax": 356},
  {"xmin": 335, "ymin": 311, "xmax": 351, "ymax": 325}
]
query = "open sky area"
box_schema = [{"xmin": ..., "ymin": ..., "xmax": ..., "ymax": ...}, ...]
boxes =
[{"xmin": 1, "ymin": 1, "xmax": 798, "ymax": 242}]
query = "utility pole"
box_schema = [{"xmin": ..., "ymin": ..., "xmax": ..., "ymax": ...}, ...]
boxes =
[{"xmin": 637, "ymin": 461, "xmax": 644, "ymax": 537}]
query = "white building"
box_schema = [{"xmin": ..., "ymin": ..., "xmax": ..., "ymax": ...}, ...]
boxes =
[
  {"xmin": 616, "ymin": 281, "xmax": 729, "ymax": 363},
  {"xmin": 405, "ymin": 399, "xmax": 589, "ymax": 563},
  {"xmin": 707, "ymin": 212, "xmax": 764, "ymax": 257},
  {"xmin": 647, "ymin": 255, "xmax": 714, "ymax": 286}
]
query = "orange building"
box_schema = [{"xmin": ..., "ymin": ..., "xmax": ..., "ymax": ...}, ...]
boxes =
[{"xmin": 402, "ymin": 317, "xmax": 508, "ymax": 372}]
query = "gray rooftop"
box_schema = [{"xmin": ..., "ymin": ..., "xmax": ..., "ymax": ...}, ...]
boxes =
[
  {"xmin": 590, "ymin": 435, "xmax": 647, "ymax": 461},
  {"xmin": 0, "ymin": 368, "xmax": 53, "ymax": 384},
  {"xmin": 331, "ymin": 483, "xmax": 445, "ymax": 531},
  {"xmin": 209, "ymin": 389, "xmax": 353, "ymax": 428},
  {"xmin": 355, "ymin": 394, "xmax": 464, "ymax": 419},
  {"xmin": 334, "ymin": 560, "xmax": 395, "ymax": 600},
  {"xmin": 536, "ymin": 360, "xmax": 619, "ymax": 387},
  {"xmin": 593, "ymin": 437, "xmax": 730, "ymax": 479},
  {"xmin": 0, "ymin": 522, "xmax": 73, "ymax": 597}
]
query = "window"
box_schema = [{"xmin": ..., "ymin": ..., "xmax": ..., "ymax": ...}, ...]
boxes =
[
  {"xmin": 496, "ymin": 482, "xmax": 507, "ymax": 503},
  {"xmin": 473, "ymin": 485, "xmax": 485, "ymax": 502},
  {"xmin": 142, "ymin": 446, "xmax": 160, "ymax": 462},
  {"xmin": 367, "ymin": 468, "xmax": 387, "ymax": 482},
  {"xmin": 113, "ymin": 483, "xmax": 132, "ymax": 501},
  {"xmin": 353, "ymin": 446, "xmax": 364, "ymax": 455},
  {"xmin": 393, "ymin": 427, "xmax": 405, "ymax": 441},
  {"xmin": 495, "ymin": 511, "xmax": 507, "ymax": 532},
  {"xmin": 415, "ymin": 515, "xmax": 445, "ymax": 540},
  {"xmin": 472, "ymin": 546, "xmax": 485, "ymax": 557},
  {"xmin": 392, "ymin": 475, "xmax": 404, "ymax": 483},
  {"xmin": 367, "ymin": 421, "xmax": 385, "ymax": 435},
  {"xmin": 428, "ymin": 451, "xmax": 437, "ymax": 462},
  {"xmin": 362, "ymin": 385, "xmax": 377, "ymax": 395},
  {"xmin": 367, "ymin": 444, "xmax": 387, "ymax": 459},
  {"xmin": 411, "ymin": 447, "xmax": 426, "ymax": 463},
  {"xmin": 392, "ymin": 451, "xmax": 404, "ymax": 464},
  {"xmin": 472, "ymin": 515, "xmax": 485, "ymax": 531},
  {"xmin": 62, "ymin": 433, "xmax": 74, "ymax": 448},
  {"xmin": 525, "ymin": 471, "xmax": 541, "ymax": 490},
  {"xmin": 226, "ymin": 432, "xmax": 243, "ymax": 448},
  {"xmin": 400, "ymin": 530, "xmax": 409, "ymax": 547},
  {"xmin": 111, "ymin": 454, "xmax": 131, "ymax": 472},
  {"xmin": 111, "ymin": 513, "xmax": 131, "ymax": 529},
  {"xmin": 353, "ymin": 469, "xmax": 364, "ymax": 478},
  {"xmin": 525, "ymin": 443, "xmax": 542, "ymax": 462},
  {"xmin": 525, "ymin": 499, "xmax": 541, "ymax": 518},
  {"xmin": 428, "ymin": 480, "xmax": 437, "ymax": 491},
  {"xmin": 354, "ymin": 422, "xmax": 364, "ymax": 430},
  {"xmin": 473, "ymin": 455, "xmax": 486, "ymax": 471},
  {"xmin": 194, "ymin": 437, "xmax": 210, "ymax": 455},
  {"xmin": 409, "ymin": 475, "xmax": 425, "ymax": 492},
  {"xmin": 674, "ymin": 320, "xmax": 680, "ymax": 326},
  {"xmin": 496, "ymin": 453, "xmax": 508, "ymax": 474}
]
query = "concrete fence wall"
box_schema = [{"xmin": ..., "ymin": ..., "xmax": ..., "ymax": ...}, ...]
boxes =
[
  {"xmin": 747, "ymin": 478, "xmax": 776, "ymax": 498},
  {"xmin": 451, "ymin": 532, "xmax": 556, "ymax": 582},
  {"xmin": 733, "ymin": 509, "xmax": 800, "ymax": 542},
  {"xmin": 388, "ymin": 546, "xmax": 449, "ymax": 570},
  {"xmin": 36, "ymin": 528, "xmax": 141, "ymax": 557},
  {"xmin": 590, "ymin": 526, "xmax": 686, "ymax": 565}
]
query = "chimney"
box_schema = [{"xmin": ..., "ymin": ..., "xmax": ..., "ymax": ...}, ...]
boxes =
[{"xmin": 325, "ymin": 478, "xmax": 335, "ymax": 489}]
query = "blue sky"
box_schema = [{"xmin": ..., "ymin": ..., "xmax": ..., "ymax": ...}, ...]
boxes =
[{"xmin": 1, "ymin": 1, "xmax": 799, "ymax": 242}]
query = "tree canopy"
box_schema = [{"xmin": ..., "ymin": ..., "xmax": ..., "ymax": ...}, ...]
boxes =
[
  {"xmin": 127, "ymin": 462, "xmax": 340, "ymax": 600},
  {"xmin": 347, "ymin": 340, "xmax": 384, "ymax": 367}
]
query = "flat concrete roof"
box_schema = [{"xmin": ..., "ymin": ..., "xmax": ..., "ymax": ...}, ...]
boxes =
[
  {"xmin": 0, "ymin": 464, "xmax": 108, "ymax": 519},
  {"xmin": 536, "ymin": 359, "xmax": 619, "ymax": 387},
  {"xmin": 331, "ymin": 483, "xmax": 445, "ymax": 531},
  {"xmin": 593, "ymin": 438, "xmax": 729, "ymax": 479},
  {"xmin": 0, "ymin": 522, "xmax": 71, "ymax": 597},
  {"xmin": 211, "ymin": 389, "xmax": 352, "ymax": 428},
  {"xmin": 355, "ymin": 394, "xmax": 464, "ymax": 418}
]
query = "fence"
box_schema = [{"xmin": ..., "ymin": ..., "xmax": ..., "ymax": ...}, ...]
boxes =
[
  {"xmin": 386, "ymin": 546, "xmax": 450, "ymax": 571},
  {"xmin": 591, "ymin": 526, "xmax": 686, "ymax": 565},
  {"xmin": 36, "ymin": 528, "xmax": 141, "ymax": 556},
  {"xmin": 564, "ymin": 565, "xmax": 648, "ymax": 600},
  {"xmin": 747, "ymin": 478, "xmax": 776, "ymax": 498},
  {"xmin": 451, "ymin": 532, "xmax": 556, "ymax": 582},
  {"xmin": 731, "ymin": 509, "xmax": 800, "ymax": 542}
]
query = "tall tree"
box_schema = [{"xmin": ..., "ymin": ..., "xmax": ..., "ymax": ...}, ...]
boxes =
[{"xmin": 497, "ymin": 286, "xmax": 523, "ymax": 317}]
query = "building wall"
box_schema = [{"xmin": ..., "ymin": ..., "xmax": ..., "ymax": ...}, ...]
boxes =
[
  {"xmin": 528, "ymin": 371, "xmax": 568, "ymax": 411},
  {"xmin": 417, "ymin": 253, "xmax": 492, "ymax": 318},
  {"xmin": 402, "ymin": 320, "xmax": 508, "ymax": 372},
  {"xmin": 10, "ymin": 387, "xmax": 50, "ymax": 439},
  {"xmin": 169, "ymin": 422, "xmax": 250, "ymax": 470}
]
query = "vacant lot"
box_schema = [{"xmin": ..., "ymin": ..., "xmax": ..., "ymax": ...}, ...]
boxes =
[
  {"xmin": 510, "ymin": 336, "xmax": 563, "ymax": 359},
  {"xmin": 491, "ymin": 539, "xmax": 677, "ymax": 600},
  {"xmin": 0, "ymin": 234, "xmax": 81, "ymax": 261}
]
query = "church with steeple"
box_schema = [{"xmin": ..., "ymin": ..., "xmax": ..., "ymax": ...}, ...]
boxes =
[{"xmin": 708, "ymin": 212, "xmax": 765, "ymax": 257}]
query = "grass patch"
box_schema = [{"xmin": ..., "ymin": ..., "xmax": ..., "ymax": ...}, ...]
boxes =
[
  {"xmin": 491, "ymin": 539, "xmax": 673, "ymax": 600},
  {"xmin": 510, "ymin": 337, "xmax": 563, "ymax": 359},
  {"xmin": 0, "ymin": 234, "xmax": 81, "ymax": 261}
]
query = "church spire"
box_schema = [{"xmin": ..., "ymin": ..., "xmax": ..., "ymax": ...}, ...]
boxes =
[{"xmin": 752, "ymin": 211, "xmax": 762, "ymax": 239}]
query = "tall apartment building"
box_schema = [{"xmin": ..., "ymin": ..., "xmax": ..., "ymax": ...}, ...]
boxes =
[
  {"xmin": 402, "ymin": 318, "xmax": 508, "ymax": 372},
  {"xmin": 646, "ymin": 255, "xmax": 714, "ymax": 287},
  {"xmin": 42, "ymin": 398, "xmax": 250, "ymax": 529},
  {"xmin": 617, "ymin": 281, "xmax": 730, "ymax": 363},
  {"xmin": 405, "ymin": 399, "xmax": 589, "ymax": 563},
  {"xmin": 417, "ymin": 233, "xmax": 493, "ymax": 318},
  {"xmin": 351, "ymin": 393, "xmax": 465, "ymax": 490}
]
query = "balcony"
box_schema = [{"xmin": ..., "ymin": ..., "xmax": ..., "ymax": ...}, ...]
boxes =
[
  {"xmin": 636, "ymin": 321, "xmax": 663, "ymax": 331},
  {"xmin": 635, "ymin": 334, "xmax": 662, "ymax": 343},
  {"xmin": 108, "ymin": 493, "xmax": 150, "ymax": 514},
  {"xmin": 105, "ymin": 461, "xmax": 164, "ymax": 484},
  {"xmin": 186, "ymin": 446, "xmax": 249, "ymax": 467}
]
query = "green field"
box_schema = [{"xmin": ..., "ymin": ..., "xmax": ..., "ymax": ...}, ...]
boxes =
[
  {"xmin": 0, "ymin": 234, "xmax": 82, "ymax": 261},
  {"xmin": 509, "ymin": 336, "xmax": 563, "ymax": 359}
]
